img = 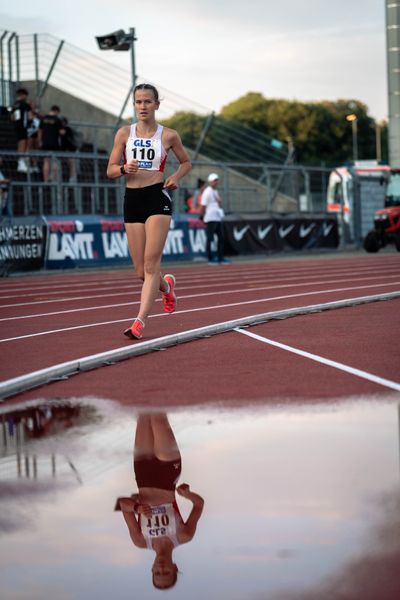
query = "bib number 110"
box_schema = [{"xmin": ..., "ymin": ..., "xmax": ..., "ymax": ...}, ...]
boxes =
[{"xmin": 132, "ymin": 147, "xmax": 155, "ymax": 161}]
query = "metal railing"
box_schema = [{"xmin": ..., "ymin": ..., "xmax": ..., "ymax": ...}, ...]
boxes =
[{"xmin": 0, "ymin": 149, "xmax": 337, "ymax": 219}]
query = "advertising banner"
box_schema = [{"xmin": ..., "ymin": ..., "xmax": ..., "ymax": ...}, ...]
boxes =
[
  {"xmin": 45, "ymin": 216, "xmax": 131, "ymax": 269},
  {"xmin": 0, "ymin": 216, "xmax": 47, "ymax": 272},
  {"xmin": 44, "ymin": 214, "xmax": 209, "ymax": 269},
  {"xmin": 43, "ymin": 213, "xmax": 338, "ymax": 270},
  {"xmin": 224, "ymin": 216, "xmax": 338, "ymax": 254}
]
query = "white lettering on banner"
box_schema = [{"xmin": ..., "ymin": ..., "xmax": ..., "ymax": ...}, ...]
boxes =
[
  {"xmin": 299, "ymin": 223, "xmax": 315, "ymax": 238},
  {"xmin": 323, "ymin": 223, "xmax": 334, "ymax": 236},
  {"xmin": 0, "ymin": 225, "xmax": 43, "ymax": 242},
  {"xmin": 257, "ymin": 224, "xmax": 273, "ymax": 240},
  {"xmin": 48, "ymin": 233, "xmax": 94, "ymax": 260},
  {"xmin": 188, "ymin": 229, "xmax": 207, "ymax": 253},
  {"xmin": 102, "ymin": 232, "xmax": 129, "ymax": 258},
  {"xmin": 0, "ymin": 244, "xmax": 42, "ymax": 260},
  {"xmin": 163, "ymin": 230, "xmax": 184, "ymax": 255},
  {"xmin": 279, "ymin": 224, "xmax": 295, "ymax": 238}
]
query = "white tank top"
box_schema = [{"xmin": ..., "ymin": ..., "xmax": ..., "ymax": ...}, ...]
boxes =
[
  {"xmin": 125, "ymin": 123, "xmax": 167, "ymax": 172},
  {"xmin": 140, "ymin": 502, "xmax": 181, "ymax": 549}
]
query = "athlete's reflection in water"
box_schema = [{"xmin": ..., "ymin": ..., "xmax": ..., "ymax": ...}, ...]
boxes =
[{"xmin": 116, "ymin": 413, "xmax": 204, "ymax": 589}]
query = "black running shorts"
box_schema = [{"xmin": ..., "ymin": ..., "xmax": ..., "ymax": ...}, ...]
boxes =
[
  {"xmin": 134, "ymin": 454, "xmax": 182, "ymax": 490},
  {"xmin": 124, "ymin": 183, "xmax": 172, "ymax": 223}
]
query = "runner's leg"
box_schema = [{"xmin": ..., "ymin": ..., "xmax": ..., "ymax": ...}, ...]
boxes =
[
  {"xmin": 151, "ymin": 413, "xmax": 181, "ymax": 462},
  {"xmin": 125, "ymin": 222, "xmax": 146, "ymax": 281},
  {"xmin": 134, "ymin": 414, "xmax": 154, "ymax": 460},
  {"xmin": 137, "ymin": 215, "xmax": 171, "ymax": 323}
]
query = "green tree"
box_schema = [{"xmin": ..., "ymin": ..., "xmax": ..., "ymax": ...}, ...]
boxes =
[
  {"xmin": 161, "ymin": 111, "xmax": 206, "ymax": 150},
  {"xmin": 220, "ymin": 93, "xmax": 384, "ymax": 166}
]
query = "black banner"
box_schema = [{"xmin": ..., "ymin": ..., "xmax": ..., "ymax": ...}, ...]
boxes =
[
  {"xmin": 224, "ymin": 216, "xmax": 338, "ymax": 255},
  {"xmin": 0, "ymin": 216, "xmax": 47, "ymax": 273}
]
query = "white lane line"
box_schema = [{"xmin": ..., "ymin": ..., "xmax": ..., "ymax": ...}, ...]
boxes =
[
  {"xmin": 2, "ymin": 266, "xmax": 399, "ymax": 306},
  {"xmin": 1, "ymin": 283, "xmax": 400, "ymax": 343},
  {"xmin": 234, "ymin": 327, "xmax": 400, "ymax": 392},
  {"xmin": 1, "ymin": 274, "xmax": 400, "ymax": 317},
  {"xmin": 1, "ymin": 259, "xmax": 398, "ymax": 296}
]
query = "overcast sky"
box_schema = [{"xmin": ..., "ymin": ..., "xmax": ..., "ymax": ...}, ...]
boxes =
[{"xmin": 1, "ymin": 0, "xmax": 388, "ymax": 120}]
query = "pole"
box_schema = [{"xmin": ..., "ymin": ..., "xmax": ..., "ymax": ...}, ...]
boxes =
[
  {"xmin": 352, "ymin": 119, "xmax": 358, "ymax": 162},
  {"xmin": 129, "ymin": 28, "xmax": 137, "ymax": 125},
  {"xmin": 37, "ymin": 39, "xmax": 64, "ymax": 101},
  {"xmin": 15, "ymin": 34, "xmax": 20, "ymax": 86},
  {"xmin": 7, "ymin": 32, "xmax": 16, "ymax": 91},
  {"xmin": 34, "ymin": 33, "xmax": 40, "ymax": 99},
  {"xmin": 0, "ymin": 31, "xmax": 8, "ymax": 106},
  {"xmin": 376, "ymin": 123, "xmax": 382, "ymax": 162},
  {"xmin": 129, "ymin": 27, "xmax": 137, "ymax": 91}
]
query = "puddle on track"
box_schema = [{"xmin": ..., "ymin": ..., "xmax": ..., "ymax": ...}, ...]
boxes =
[{"xmin": 1, "ymin": 397, "xmax": 400, "ymax": 600}]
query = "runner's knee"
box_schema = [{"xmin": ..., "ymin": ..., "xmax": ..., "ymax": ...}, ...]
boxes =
[
  {"xmin": 135, "ymin": 266, "xmax": 145, "ymax": 280},
  {"xmin": 143, "ymin": 256, "xmax": 160, "ymax": 276}
]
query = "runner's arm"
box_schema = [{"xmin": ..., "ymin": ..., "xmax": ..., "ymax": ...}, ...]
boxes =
[
  {"xmin": 177, "ymin": 484, "xmax": 204, "ymax": 539},
  {"xmin": 164, "ymin": 130, "xmax": 192, "ymax": 190},
  {"xmin": 107, "ymin": 128, "xmax": 130, "ymax": 179},
  {"xmin": 119, "ymin": 498, "xmax": 147, "ymax": 548}
]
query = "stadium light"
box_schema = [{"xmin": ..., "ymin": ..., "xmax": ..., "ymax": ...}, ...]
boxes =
[
  {"xmin": 346, "ymin": 114, "xmax": 358, "ymax": 162},
  {"xmin": 95, "ymin": 28, "xmax": 137, "ymax": 88}
]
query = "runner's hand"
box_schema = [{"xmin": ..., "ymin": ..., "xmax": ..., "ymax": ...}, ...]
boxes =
[
  {"xmin": 176, "ymin": 483, "xmax": 190, "ymax": 498},
  {"xmin": 126, "ymin": 160, "xmax": 139, "ymax": 174},
  {"xmin": 136, "ymin": 503, "xmax": 152, "ymax": 517},
  {"xmin": 164, "ymin": 176, "xmax": 178, "ymax": 190}
]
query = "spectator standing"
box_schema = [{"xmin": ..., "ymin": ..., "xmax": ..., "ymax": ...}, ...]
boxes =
[
  {"xmin": 59, "ymin": 116, "xmax": 77, "ymax": 181},
  {"xmin": 186, "ymin": 178, "xmax": 206, "ymax": 215},
  {"xmin": 11, "ymin": 88, "xmax": 32, "ymax": 173},
  {"xmin": 38, "ymin": 105, "xmax": 65, "ymax": 181},
  {"xmin": 26, "ymin": 106, "xmax": 42, "ymax": 174},
  {"xmin": 200, "ymin": 172, "xmax": 230, "ymax": 264}
]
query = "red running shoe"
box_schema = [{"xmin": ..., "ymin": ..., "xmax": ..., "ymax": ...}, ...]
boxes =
[
  {"xmin": 163, "ymin": 274, "xmax": 177, "ymax": 313},
  {"xmin": 124, "ymin": 318, "xmax": 145, "ymax": 339}
]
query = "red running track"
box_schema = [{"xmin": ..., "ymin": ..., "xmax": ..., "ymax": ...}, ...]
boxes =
[{"xmin": 1, "ymin": 251, "xmax": 400, "ymax": 406}]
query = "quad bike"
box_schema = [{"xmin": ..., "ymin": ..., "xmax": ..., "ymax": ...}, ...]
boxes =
[{"xmin": 364, "ymin": 172, "xmax": 400, "ymax": 253}]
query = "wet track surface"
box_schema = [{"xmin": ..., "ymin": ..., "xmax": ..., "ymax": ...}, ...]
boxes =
[
  {"xmin": 1, "ymin": 251, "xmax": 400, "ymax": 599},
  {"xmin": 1, "ymin": 399, "xmax": 399, "ymax": 600}
]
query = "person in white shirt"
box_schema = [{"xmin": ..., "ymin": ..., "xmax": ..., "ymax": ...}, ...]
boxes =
[{"xmin": 200, "ymin": 172, "xmax": 229, "ymax": 264}]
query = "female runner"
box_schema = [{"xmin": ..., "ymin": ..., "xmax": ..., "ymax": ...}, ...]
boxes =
[
  {"xmin": 107, "ymin": 83, "xmax": 192, "ymax": 339},
  {"xmin": 116, "ymin": 413, "xmax": 204, "ymax": 590}
]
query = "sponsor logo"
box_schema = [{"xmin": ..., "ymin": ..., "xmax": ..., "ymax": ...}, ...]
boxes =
[
  {"xmin": 138, "ymin": 161, "xmax": 152, "ymax": 169},
  {"xmin": 189, "ymin": 229, "xmax": 207, "ymax": 253},
  {"xmin": 163, "ymin": 205, "xmax": 170, "ymax": 211},
  {"xmin": 48, "ymin": 232, "xmax": 94, "ymax": 260},
  {"xmin": 102, "ymin": 232, "xmax": 129, "ymax": 259},
  {"xmin": 134, "ymin": 139, "xmax": 152, "ymax": 147},
  {"xmin": 233, "ymin": 225, "xmax": 250, "ymax": 241},
  {"xmin": 299, "ymin": 223, "xmax": 315, "ymax": 238},
  {"xmin": 163, "ymin": 229, "xmax": 185, "ymax": 255},
  {"xmin": 278, "ymin": 224, "xmax": 295, "ymax": 238},
  {"xmin": 322, "ymin": 222, "xmax": 334, "ymax": 236},
  {"xmin": 257, "ymin": 224, "xmax": 273, "ymax": 240}
]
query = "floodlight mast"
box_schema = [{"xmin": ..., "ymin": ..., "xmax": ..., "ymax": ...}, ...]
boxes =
[{"xmin": 96, "ymin": 27, "xmax": 137, "ymax": 91}]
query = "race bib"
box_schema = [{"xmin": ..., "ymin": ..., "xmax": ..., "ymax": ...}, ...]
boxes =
[
  {"xmin": 143, "ymin": 504, "xmax": 175, "ymax": 538},
  {"xmin": 126, "ymin": 137, "xmax": 162, "ymax": 171}
]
